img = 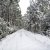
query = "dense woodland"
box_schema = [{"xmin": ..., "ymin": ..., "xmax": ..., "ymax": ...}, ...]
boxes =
[{"xmin": 0, "ymin": 0, "xmax": 50, "ymax": 39}]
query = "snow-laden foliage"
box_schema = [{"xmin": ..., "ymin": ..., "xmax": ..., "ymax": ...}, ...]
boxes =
[
  {"xmin": 0, "ymin": 0, "xmax": 23, "ymax": 39},
  {"xmin": 23, "ymin": 0, "xmax": 50, "ymax": 36}
]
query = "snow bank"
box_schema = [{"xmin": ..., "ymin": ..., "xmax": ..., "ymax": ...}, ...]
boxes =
[{"xmin": 0, "ymin": 29, "xmax": 50, "ymax": 50}]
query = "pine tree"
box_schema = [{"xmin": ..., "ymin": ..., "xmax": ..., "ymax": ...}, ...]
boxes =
[
  {"xmin": 25, "ymin": 0, "xmax": 40, "ymax": 32},
  {"xmin": 0, "ymin": 0, "xmax": 23, "ymax": 39},
  {"xmin": 24, "ymin": 0, "xmax": 50, "ymax": 34},
  {"xmin": 0, "ymin": 0, "xmax": 22, "ymax": 27}
]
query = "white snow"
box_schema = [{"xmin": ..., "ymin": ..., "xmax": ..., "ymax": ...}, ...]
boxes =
[{"xmin": 0, "ymin": 29, "xmax": 50, "ymax": 50}]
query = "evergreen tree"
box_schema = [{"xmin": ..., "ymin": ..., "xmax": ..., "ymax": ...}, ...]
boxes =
[
  {"xmin": 25, "ymin": 0, "xmax": 40, "ymax": 32},
  {"xmin": 0, "ymin": 0, "xmax": 22, "ymax": 27},
  {"xmin": 24, "ymin": 0, "xmax": 50, "ymax": 35},
  {"xmin": 0, "ymin": 0, "xmax": 23, "ymax": 39}
]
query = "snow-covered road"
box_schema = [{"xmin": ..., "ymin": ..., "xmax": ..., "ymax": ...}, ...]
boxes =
[{"xmin": 0, "ymin": 29, "xmax": 50, "ymax": 50}]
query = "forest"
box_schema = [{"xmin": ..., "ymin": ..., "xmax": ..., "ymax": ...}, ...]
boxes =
[{"xmin": 0, "ymin": 0, "xmax": 50, "ymax": 39}]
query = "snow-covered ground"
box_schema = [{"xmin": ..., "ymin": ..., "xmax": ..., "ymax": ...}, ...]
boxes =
[{"xmin": 0, "ymin": 29, "xmax": 50, "ymax": 50}]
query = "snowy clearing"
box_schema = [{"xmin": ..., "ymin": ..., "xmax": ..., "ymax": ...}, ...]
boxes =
[{"xmin": 0, "ymin": 29, "xmax": 50, "ymax": 50}]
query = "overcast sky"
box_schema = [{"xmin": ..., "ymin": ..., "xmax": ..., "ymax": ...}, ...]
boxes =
[
  {"xmin": 19, "ymin": 0, "xmax": 36, "ymax": 16},
  {"xmin": 19, "ymin": 0, "xmax": 30, "ymax": 16}
]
